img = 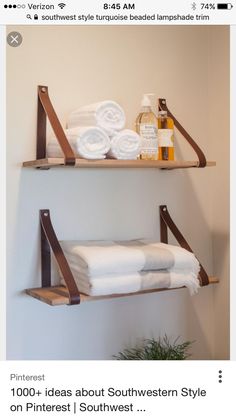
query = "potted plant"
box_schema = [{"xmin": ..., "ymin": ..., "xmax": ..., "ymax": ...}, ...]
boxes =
[{"xmin": 113, "ymin": 335, "xmax": 193, "ymax": 360}]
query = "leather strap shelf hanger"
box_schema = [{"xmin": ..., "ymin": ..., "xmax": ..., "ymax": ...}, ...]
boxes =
[
  {"xmin": 22, "ymin": 86, "xmax": 215, "ymax": 169},
  {"xmin": 37, "ymin": 86, "xmax": 76, "ymax": 166},
  {"xmin": 40, "ymin": 209, "xmax": 80, "ymax": 305},
  {"xmin": 25, "ymin": 206, "xmax": 218, "ymax": 306},
  {"xmin": 158, "ymin": 99, "xmax": 207, "ymax": 168},
  {"xmin": 159, "ymin": 205, "xmax": 209, "ymax": 286}
]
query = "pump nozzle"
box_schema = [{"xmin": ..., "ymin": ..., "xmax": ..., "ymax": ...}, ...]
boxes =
[
  {"xmin": 141, "ymin": 93, "xmax": 156, "ymax": 107},
  {"xmin": 146, "ymin": 93, "xmax": 156, "ymax": 101}
]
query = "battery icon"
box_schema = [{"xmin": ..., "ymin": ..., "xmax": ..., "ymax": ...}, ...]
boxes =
[{"xmin": 217, "ymin": 3, "xmax": 233, "ymax": 9}]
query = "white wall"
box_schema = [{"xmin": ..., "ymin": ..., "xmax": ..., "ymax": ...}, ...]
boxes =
[{"xmin": 6, "ymin": 25, "xmax": 229, "ymax": 360}]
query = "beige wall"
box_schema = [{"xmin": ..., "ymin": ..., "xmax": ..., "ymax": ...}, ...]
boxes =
[
  {"xmin": 6, "ymin": 25, "xmax": 229, "ymax": 360},
  {"xmin": 208, "ymin": 27, "xmax": 230, "ymax": 359}
]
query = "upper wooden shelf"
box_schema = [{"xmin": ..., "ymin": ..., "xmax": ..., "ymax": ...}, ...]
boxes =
[
  {"xmin": 22, "ymin": 158, "xmax": 216, "ymax": 170},
  {"xmin": 26, "ymin": 276, "xmax": 219, "ymax": 306},
  {"xmin": 25, "ymin": 87, "xmax": 215, "ymax": 170}
]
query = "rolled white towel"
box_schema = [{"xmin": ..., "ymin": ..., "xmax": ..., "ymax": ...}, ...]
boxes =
[
  {"xmin": 107, "ymin": 129, "xmax": 142, "ymax": 160},
  {"xmin": 67, "ymin": 100, "xmax": 126, "ymax": 136},
  {"xmin": 47, "ymin": 126, "xmax": 110, "ymax": 160}
]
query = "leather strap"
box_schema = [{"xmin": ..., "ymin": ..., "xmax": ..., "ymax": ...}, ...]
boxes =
[
  {"xmin": 40, "ymin": 209, "xmax": 80, "ymax": 305},
  {"xmin": 37, "ymin": 89, "xmax": 47, "ymax": 160},
  {"xmin": 159, "ymin": 205, "xmax": 209, "ymax": 286},
  {"xmin": 41, "ymin": 223, "xmax": 51, "ymax": 288},
  {"xmin": 158, "ymin": 98, "xmax": 207, "ymax": 168},
  {"xmin": 37, "ymin": 86, "xmax": 76, "ymax": 166}
]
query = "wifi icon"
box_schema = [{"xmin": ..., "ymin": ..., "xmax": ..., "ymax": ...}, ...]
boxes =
[{"xmin": 58, "ymin": 3, "xmax": 66, "ymax": 9}]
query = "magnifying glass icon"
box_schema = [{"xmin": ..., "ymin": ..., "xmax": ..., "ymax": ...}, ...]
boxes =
[{"xmin": 26, "ymin": 14, "xmax": 32, "ymax": 19}]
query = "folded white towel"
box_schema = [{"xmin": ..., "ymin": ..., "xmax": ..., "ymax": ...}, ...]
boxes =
[
  {"xmin": 47, "ymin": 126, "xmax": 110, "ymax": 160},
  {"xmin": 107, "ymin": 129, "xmax": 141, "ymax": 160},
  {"xmin": 63, "ymin": 273, "xmax": 142, "ymax": 296},
  {"xmin": 59, "ymin": 239, "xmax": 201, "ymax": 295},
  {"xmin": 60, "ymin": 239, "xmax": 200, "ymax": 277},
  {"xmin": 67, "ymin": 100, "xmax": 126, "ymax": 137},
  {"xmin": 167, "ymin": 271, "xmax": 200, "ymax": 296},
  {"xmin": 60, "ymin": 269, "xmax": 199, "ymax": 296},
  {"xmin": 149, "ymin": 242, "xmax": 200, "ymax": 278}
]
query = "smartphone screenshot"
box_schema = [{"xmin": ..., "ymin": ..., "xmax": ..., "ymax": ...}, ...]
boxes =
[{"xmin": 0, "ymin": 0, "xmax": 235, "ymax": 417}]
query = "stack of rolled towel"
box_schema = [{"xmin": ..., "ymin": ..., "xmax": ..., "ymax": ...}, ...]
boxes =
[
  {"xmin": 47, "ymin": 100, "xmax": 142, "ymax": 160},
  {"xmin": 59, "ymin": 240, "xmax": 200, "ymax": 296}
]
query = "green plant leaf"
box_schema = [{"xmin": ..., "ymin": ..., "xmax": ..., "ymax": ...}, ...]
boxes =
[{"xmin": 113, "ymin": 336, "xmax": 194, "ymax": 360}]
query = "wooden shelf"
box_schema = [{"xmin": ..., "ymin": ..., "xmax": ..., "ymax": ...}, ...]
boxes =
[
  {"xmin": 26, "ymin": 277, "xmax": 219, "ymax": 306},
  {"xmin": 22, "ymin": 158, "xmax": 216, "ymax": 170},
  {"xmin": 23, "ymin": 89, "xmax": 218, "ymax": 308}
]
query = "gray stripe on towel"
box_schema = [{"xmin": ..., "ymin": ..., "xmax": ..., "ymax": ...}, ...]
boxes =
[
  {"xmin": 140, "ymin": 271, "xmax": 171, "ymax": 290},
  {"xmin": 116, "ymin": 240, "xmax": 175, "ymax": 271}
]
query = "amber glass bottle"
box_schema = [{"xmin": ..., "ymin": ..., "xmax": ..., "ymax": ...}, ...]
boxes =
[
  {"xmin": 158, "ymin": 111, "xmax": 174, "ymax": 161},
  {"xmin": 135, "ymin": 94, "xmax": 158, "ymax": 160}
]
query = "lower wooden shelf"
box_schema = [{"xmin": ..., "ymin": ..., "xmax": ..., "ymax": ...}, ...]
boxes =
[
  {"xmin": 22, "ymin": 158, "xmax": 216, "ymax": 170},
  {"xmin": 26, "ymin": 277, "xmax": 219, "ymax": 306}
]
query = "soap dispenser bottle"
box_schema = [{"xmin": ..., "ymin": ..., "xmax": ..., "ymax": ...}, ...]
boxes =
[
  {"xmin": 157, "ymin": 110, "xmax": 174, "ymax": 161},
  {"xmin": 135, "ymin": 94, "xmax": 158, "ymax": 160}
]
